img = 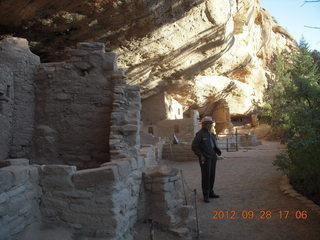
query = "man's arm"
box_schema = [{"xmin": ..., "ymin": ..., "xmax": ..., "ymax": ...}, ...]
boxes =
[
  {"xmin": 191, "ymin": 133, "xmax": 203, "ymax": 158},
  {"xmin": 211, "ymin": 133, "xmax": 221, "ymax": 156}
]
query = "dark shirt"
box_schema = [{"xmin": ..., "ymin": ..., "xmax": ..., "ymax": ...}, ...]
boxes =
[{"xmin": 191, "ymin": 128, "xmax": 221, "ymax": 159}]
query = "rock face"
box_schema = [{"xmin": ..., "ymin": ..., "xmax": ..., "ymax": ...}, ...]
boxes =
[{"xmin": 0, "ymin": 0, "xmax": 297, "ymax": 115}]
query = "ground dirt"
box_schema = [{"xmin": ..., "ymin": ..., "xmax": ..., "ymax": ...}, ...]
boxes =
[{"xmin": 134, "ymin": 141, "xmax": 320, "ymax": 240}]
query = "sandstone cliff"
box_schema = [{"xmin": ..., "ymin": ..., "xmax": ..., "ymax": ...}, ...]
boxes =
[{"xmin": 0, "ymin": 0, "xmax": 296, "ymax": 116}]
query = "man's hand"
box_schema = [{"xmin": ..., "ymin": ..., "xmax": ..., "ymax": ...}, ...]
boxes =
[
  {"xmin": 200, "ymin": 155, "xmax": 206, "ymax": 164},
  {"xmin": 215, "ymin": 148, "xmax": 221, "ymax": 156}
]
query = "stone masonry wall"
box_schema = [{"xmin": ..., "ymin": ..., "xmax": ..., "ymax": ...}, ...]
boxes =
[
  {"xmin": 38, "ymin": 48, "xmax": 145, "ymax": 239},
  {"xmin": 144, "ymin": 165, "xmax": 194, "ymax": 238},
  {"xmin": 0, "ymin": 159, "xmax": 41, "ymax": 239},
  {"xmin": 0, "ymin": 64, "xmax": 13, "ymax": 161},
  {"xmin": 0, "ymin": 41, "xmax": 167, "ymax": 240},
  {"xmin": 34, "ymin": 43, "xmax": 115, "ymax": 169},
  {"xmin": 0, "ymin": 38, "xmax": 40, "ymax": 160},
  {"xmin": 109, "ymin": 77, "xmax": 141, "ymax": 160}
]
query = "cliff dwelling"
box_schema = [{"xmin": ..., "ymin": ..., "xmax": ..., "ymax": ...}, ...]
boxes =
[{"xmin": 1, "ymin": 0, "xmax": 315, "ymax": 240}]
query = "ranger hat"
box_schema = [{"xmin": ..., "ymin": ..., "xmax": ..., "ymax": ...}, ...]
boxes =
[{"xmin": 201, "ymin": 116, "xmax": 214, "ymax": 123}]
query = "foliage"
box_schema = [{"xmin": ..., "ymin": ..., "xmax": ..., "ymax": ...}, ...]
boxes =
[
  {"xmin": 261, "ymin": 38, "xmax": 320, "ymax": 203},
  {"xmin": 311, "ymin": 50, "xmax": 320, "ymax": 77}
]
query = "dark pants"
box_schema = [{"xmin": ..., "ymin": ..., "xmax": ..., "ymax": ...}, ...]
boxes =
[{"xmin": 199, "ymin": 157, "xmax": 217, "ymax": 198}]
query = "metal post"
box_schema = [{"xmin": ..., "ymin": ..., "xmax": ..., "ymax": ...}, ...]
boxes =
[
  {"xmin": 236, "ymin": 128, "xmax": 238, "ymax": 151},
  {"xmin": 226, "ymin": 137, "xmax": 229, "ymax": 152},
  {"xmin": 194, "ymin": 189, "xmax": 200, "ymax": 239}
]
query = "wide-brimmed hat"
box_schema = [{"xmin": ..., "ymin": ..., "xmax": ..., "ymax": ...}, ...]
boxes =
[{"xmin": 201, "ymin": 116, "xmax": 214, "ymax": 123}]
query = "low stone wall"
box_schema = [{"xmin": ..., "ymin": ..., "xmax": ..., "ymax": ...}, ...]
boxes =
[
  {"xmin": 144, "ymin": 165, "xmax": 194, "ymax": 238},
  {"xmin": 162, "ymin": 143, "xmax": 198, "ymax": 162},
  {"xmin": 0, "ymin": 143, "xmax": 162, "ymax": 240},
  {"xmin": 0, "ymin": 159, "xmax": 41, "ymax": 239},
  {"xmin": 145, "ymin": 117, "xmax": 199, "ymax": 142},
  {"xmin": 39, "ymin": 158, "xmax": 144, "ymax": 239}
]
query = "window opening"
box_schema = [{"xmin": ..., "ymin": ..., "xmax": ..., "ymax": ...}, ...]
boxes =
[{"xmin": 148, "ymin": 126, "xmax": 154, "ymax": 135}]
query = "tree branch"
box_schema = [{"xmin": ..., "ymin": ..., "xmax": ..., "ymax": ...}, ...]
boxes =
[
  {"xmin": 304, "ymin": 25, "xmax": 320, "ymax": 29},
  {"xmin": 301, "ymin": 0, "xmax": 320, "ymax": 7}
]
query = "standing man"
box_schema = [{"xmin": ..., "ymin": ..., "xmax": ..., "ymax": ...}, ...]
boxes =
[{"xmin": 192, "ymin": 116, "xmax": 221, "ymax": 203}]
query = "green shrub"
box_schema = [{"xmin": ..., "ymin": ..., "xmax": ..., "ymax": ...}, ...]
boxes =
[{"xmin": 265, "ymin": 38, "xmax": 320, "ymax": 204}]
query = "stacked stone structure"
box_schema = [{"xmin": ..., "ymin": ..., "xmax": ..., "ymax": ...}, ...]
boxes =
[
  {"xmin": 0, "ymin": 159, "xmax": 41, "ymax": 238},
  {"xmin": 0, "ymin": 38, "xmax": 193, "ymax": 240},
  {"xmin": 0, "ymin": 38, "xmax": 40, "ymax": 160},
  {"xmin": 144, "ymin": 165, "xmax": 194, "ymax": 238},
  {"xmin": 34, "ymin": 42, "xmax": 116, "ymax": 169}
]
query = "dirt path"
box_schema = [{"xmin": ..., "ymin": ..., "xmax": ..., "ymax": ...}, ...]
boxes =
[{"xmin": 157, "ymin": 141, "xmax": 320, "ymax": 240}]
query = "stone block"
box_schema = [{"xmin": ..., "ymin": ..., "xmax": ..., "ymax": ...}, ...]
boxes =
[
  {"xmin": 0, "ymin": 192, "xmax": 8, "ymax": 205},
  {"xmin": 130, "ymin": 182, "xmax": 141, "ymax": 197},
  {"xmin": 28, "ymin": 165, "xmax": 40, "ymax": 184},
  {"xmin": 95, "ymin": 194, "xmax": 114, "ymax": 204},
  {"xmin": 3, "ymin": 166, "xmax": 29, "ymax": 187},
  {"xmin": 131, "ymin": 170, "xmax": 142, "ymax": 180},
  {"xmin": 147, "ymin": 182, "xmax": 175, "ymax": 193},
  {"xmin": 168, "ymin": 175, "xmax": 180, "ymax": 182},
  {"xmin": 60, "ymin": 210, "xmax": 103, "ymax": 226},
  {"xmin": 41, "ymin": 176, "xmax": 74, "ymax": 189},
  {"xmin": 0, "ymin": 161, "xmax": 10, "ymax": 168},
  {"xmin": 6, "ymin": 185, "xmax": 26, "ymax": 198},
  {"xmin": 113, "ymin": 188, "xmax": 131, "ymax": 204},
  {"xmin": 41, "ymin": 207, "xmax": 58, "ymax": 217},
  {"xmin": 178, "ymin": 205, "xmax": 194, "ymax": 219},
  {"xmin": 146, "ymin": 192, "xmax": 170, "ymax": 203},
  {"xmin": 7, "ymin": 195, "xmax": 28, "ymax": 216},
  {"xmin": 122, "ymin": 124, "xmax": 139, "ymax": 133},
  {"xmin": 56, "ymin": 93, "xmax": 72, "ymax": 101},
  {"xmin": 52, "ymin": 190, "xmax": 93, "ymax": 199},
  {"xmin": 136, "ymin": 157, "xmax": 145, "ymax": 169},
  {"xmin": 114, "ymin": 160, "xmax": 132, "ymax": 179},
  {"xmin": 0, "ymin": 203, "xmax": 7, "ymax": 216},
  {"xmin": 6, "ymin": 158, "xmax": 29, "ymax": 166},
  {"xmin": 113, "ymin": 86, "xmax": 125, "ymax": 95},
  {"xmin": 40, "ymin": 165, "xmax": 77, "ymax": 176},
  {"xmin": 18, "ymin": 201, "xmax": 32, "ymax": 215},
  {"xmin": 25, "ymin": 187, "xmax": 41, "ymax": 200},
  {"xmin": 69, "ymin": 201, "xmax": 115, "ymax": 215},
  {"xmin": 0, "ymin": 170, "xmax": 13, "ymax": 192},
  {"xmin": 72, "ymin": 166, "xmax": 119, "ymax": 188},
  {"xmin": 41, "ymin": 197, "xmax": 68, "ymax": 210},
  {"xmin": 146, "ymin": 165, "xmax": 179, "ymax": 178},
  {"xmin": 7, "ymin": 215, "xmax": 27, "ymax": 235},
  {"xmin": 102, "ymin": 52, "xmax": 117, "ymax": 71},
  {"xmin": 144, "ymin": 176, "xmax": 167, "ymax": 184},
  {"xmin": 151, "ymin": 213, "xmax": 173, "ymax": 226}
]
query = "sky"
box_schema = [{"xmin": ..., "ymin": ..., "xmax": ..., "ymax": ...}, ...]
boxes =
[{"xmin": 260, "ymin": 0, "xmax": 320, "ymax": 51}]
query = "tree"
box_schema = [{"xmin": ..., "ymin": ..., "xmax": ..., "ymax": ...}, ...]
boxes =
[
  {"xmin": 311, "ymin": 50, "xmax": 320, "ymax": 76},
  {"xmin": 262, "ymin": 38, "xmax": 320, "ymax": 203}
]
